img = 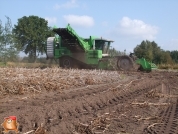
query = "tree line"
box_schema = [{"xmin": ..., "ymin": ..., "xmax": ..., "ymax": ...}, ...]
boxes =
[
  {"xmin": 0, "ymin": 15, "xmax": 178, "ymax": 64},
  {"xmin": 134, "ymin": 40, "xmax": 178, "ymax": 64}
]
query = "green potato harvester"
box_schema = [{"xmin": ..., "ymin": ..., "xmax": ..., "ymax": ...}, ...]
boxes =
[{"xmin": 45, "ymin": 24, "xmax": 157, "ymax": 72}]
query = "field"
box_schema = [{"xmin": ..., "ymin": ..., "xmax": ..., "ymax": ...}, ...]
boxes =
[{"xmin": 0, "ymin": 68, "xmax": 178, "ymax": 134}]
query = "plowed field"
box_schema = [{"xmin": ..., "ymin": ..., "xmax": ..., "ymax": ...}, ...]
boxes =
[{"xmin": 0, "ymin": 68, "xmax": 178, "ymax": 134}]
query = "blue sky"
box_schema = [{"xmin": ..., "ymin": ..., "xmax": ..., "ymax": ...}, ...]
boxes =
[{"xmin": 1, "ymin": 0, "xmax": 178, "ymax": 54}]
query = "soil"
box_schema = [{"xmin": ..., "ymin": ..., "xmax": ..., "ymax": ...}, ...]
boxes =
[{"xmin": 0, "ymin": 69, "xmax": 178, "ymax": 134}]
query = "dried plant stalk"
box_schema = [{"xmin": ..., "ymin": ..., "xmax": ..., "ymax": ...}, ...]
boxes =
[{"xmin": 0, "ymin": 68, "xmax": 121, "ymax": 95}]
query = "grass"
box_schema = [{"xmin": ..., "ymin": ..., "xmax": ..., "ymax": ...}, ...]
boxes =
[
  {"xmin": 0, "ymin": 61, "xmax": 58, "ymax": 68},
  {"xmin": 0, "ymin": 62, "xmax": 6, "ymax": 67},
  {"xmin": 1, "ymin": 62, "xmax": 178, "ymax": 71},
  {"xmin": 158, "ymin": 64, "xmax": 178, "ymax": 70}
]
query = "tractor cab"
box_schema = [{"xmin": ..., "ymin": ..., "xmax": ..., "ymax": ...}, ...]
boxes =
[{"xmin": 94, "ymin": 38, "xmax": 114, "ymax": 56}]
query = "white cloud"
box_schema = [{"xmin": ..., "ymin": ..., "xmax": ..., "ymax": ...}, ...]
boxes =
[
  {"xmin": 54, "ymin": 0, "xmax": 78, "ymax": 10},
  {"xmin": 104, "ymin": 17, "xmax": 159, "ymax": 52},
  {"xmin": 63, "ymin": 15, "xmax": 94, "ymax": 28},
  {"xmin": 45, "ymin": 17, "xmax": 57, "ymax": 25},
  {"xmin": 117, "ymin": 17, "xmax": 159, "ymax": 40}
]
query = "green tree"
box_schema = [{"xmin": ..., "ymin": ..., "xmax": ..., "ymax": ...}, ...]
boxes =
[
  {"xmin": 13, "ymin": 15, "xmax": 54, "ymax": 62},
  {"xmin": 0, "ymin": 16, "xmax": 18, "ymax": 64},
  {"xmin": 159, "ymin": 51, "xmax": 173, "ymax": 64},
  {"xmin": 134, "ymin": 40, "xmax": 173, "ymax": 64},
  {"xmin": 170, "ymin": 50, "xmax": 178, "ymax": 63},
  {"xmin": 134, "ymin": 40, "xmax": 154, "ymax": 61}
]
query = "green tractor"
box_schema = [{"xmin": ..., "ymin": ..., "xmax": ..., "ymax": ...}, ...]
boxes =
[{"xmin": 45, "ymin": 24, "xmax": 157, "ymax": 71}]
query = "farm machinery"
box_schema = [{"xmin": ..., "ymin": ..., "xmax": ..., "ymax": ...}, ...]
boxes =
[{"xmin": 45, "ymin": 24, "xmax": 157, "ymax": 71}]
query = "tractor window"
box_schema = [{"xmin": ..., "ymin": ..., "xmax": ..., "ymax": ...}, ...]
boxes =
[
  {"xmin": 95, "ymin": 40, "xmax": 103, "ymax": 50},
  {"xmin": 95, "ymin": 40, "xmax": 109, "ymax": 54},
  {"xmin": 103, "ymin": 42, "xmax": 109, "ymax": 54}
]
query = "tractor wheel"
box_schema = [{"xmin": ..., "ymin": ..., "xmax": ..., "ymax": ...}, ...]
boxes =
[
  {"xmin": 117, "ymin": 56, "xmax": 134, "ymax": 71},
  {"xmin": 60, "ymin": 56, "xmax": 73, "ymax": 68}
]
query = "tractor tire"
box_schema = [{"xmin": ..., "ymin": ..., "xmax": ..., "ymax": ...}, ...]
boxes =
[
  {"xmin": 117, "ymin": 56, "xmax": 134, "ymax": 71},
  {"xmin": 59, "ymin": 56, "xmax": 73, "ymax": 68}
]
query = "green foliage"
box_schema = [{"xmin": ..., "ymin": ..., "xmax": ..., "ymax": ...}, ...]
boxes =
[
  {"xmin": 170, "ymin": 50, "xmax": 178, "ymax": 63},
  {"xmin": 0, "ymin": 21, "xmax": 4, "ymax": 52},
  {"xmin": 134, "ymin": 40, "xmax": 154, "ymax": 61},
  {"xmin": 0, "ymin": 16, "xmax": 19, "ymax": 64},
  {"xmin": 13, "ymin": 15, "xmax": 54, "ymax": 62},
  {"xmin": 134, "ymin": 40, "xmax": 173, "ymax": 64},
  {"xmin": 160, "ymin": 51, "xmax": 173, "ymax": 64}
]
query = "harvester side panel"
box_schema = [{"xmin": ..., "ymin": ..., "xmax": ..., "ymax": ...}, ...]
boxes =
[{"xmin": 53, "ymin": 24, "xmax": 91, "ymax": 53}]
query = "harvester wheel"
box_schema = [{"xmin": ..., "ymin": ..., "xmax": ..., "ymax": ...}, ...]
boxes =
[
  {"xmin": 60, "ymin": 56, "xmax": 73, "ymax": 68},
  {"xmin": 117, "ymin": 56, "xmax": 134, "ymax": 71}
]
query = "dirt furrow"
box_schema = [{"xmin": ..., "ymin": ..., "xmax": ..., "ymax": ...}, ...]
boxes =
[
  {"xmin": 144, "ymin": 98, "xmax": 178, "ymax": 134},
  {"xmin": 0, "ymin": 71, "xmax": 178, "ymax": 134}
]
